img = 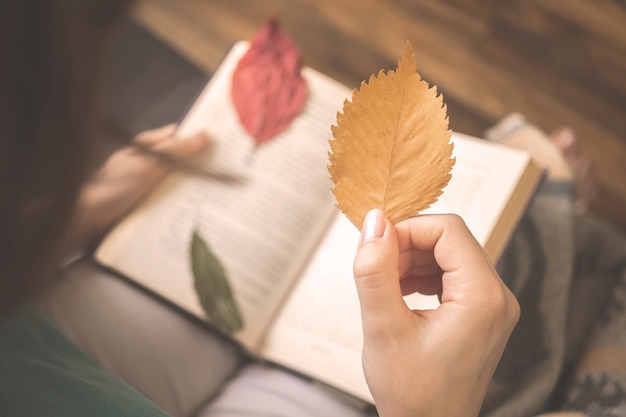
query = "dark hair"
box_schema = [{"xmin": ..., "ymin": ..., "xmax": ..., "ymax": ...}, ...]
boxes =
[{"xmin": 0, "ymin": 0, "xmax": 134, "ymax": 316}]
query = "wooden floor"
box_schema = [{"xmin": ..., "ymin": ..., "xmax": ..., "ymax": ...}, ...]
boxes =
[{"xmin": 133, "ymin": 0, "xmax": 626, "ymax": 234}]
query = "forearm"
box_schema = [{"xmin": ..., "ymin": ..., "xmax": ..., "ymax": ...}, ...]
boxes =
[{"xmin": 58, "ymin": 188, "xmax": 104, "ymax": 263}]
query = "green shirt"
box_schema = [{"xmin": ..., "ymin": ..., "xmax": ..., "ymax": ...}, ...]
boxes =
[{"xmin": 0, "ymin": 306, "xmax": 170, "ymax": 417}]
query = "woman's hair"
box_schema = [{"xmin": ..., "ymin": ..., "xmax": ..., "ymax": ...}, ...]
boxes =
[{"xmin": 0, "ymin": 0, "xmax": 134, "ymax": 316}]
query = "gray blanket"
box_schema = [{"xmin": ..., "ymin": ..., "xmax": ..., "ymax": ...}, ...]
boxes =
[{"xmin": 483, "ymin": 179, "xmax": 626, "ymax": 417}]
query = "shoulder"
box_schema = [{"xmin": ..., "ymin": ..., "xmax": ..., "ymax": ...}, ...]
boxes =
[{"xmin": 0, "ymin": 306, "xmax": 170, "ymax": 417}]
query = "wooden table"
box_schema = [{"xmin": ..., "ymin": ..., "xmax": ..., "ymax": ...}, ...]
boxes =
[{"xmin": 133, "ymin": 0, "xmax": 626, "ymax": 233}]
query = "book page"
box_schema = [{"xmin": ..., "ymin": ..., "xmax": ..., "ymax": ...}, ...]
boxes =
[
  {"xmin": 261, "ymin": 213, "xmax": 371, "ymax": 402},
  {"xmin": 262, "ymin": 132, "xmax": 539, "ymax": 403},
  {"xmin": 95, "ymin": 42, "xmax": 350, "ymax": 348},
  {"xmin": 423, "ymin": 132, "xmax": 540, "ymax": 261},
  {"xmin": 262, "ymin": 212, "xmax": 440, "ymax": 404}
]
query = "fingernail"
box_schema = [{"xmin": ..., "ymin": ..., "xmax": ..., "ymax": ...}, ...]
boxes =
[
  {"xmin": 361, "ymin": 209, "xmax": 385, "ymax": 242},
  {"xmin": 189, "ymin": 133, "xmax": 207, "ymax": 149},
  {"xmin": 557, "ymin": 127, "xmax": 575, "ymax": 149}
]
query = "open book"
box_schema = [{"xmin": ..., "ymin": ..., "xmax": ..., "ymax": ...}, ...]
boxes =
[{"xmin": 95, "ymin": 41, "xmax": 543, "ymax": 403}]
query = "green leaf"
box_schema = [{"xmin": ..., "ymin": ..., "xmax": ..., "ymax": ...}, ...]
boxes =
[{"xmin": 190, "ymin": 228, "xmax": 244, "ymax": 333}]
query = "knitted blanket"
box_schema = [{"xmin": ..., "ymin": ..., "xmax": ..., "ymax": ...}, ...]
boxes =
[{"xmin": 482, "ymin": 174, "xmax": 626, "ymax": 417}]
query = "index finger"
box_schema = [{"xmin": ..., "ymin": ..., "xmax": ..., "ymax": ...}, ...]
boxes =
[
  {"xmin": 396, "ymin": 214, "xmax": 490, "ymax": 274},
  {"xmin": 395, "ymin": 214, "xmax": 500, "ymax": 305},
  {"xmin": 133, "ymin": 124, "xmax": 177, "ymax": 147}
]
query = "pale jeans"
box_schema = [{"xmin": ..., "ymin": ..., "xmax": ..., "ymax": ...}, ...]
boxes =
[{"xmin": 37, "ymin": 258, "xmax": 375, "ymax": 417}]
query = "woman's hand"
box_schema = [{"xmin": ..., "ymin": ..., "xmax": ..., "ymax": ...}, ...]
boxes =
[
  {"xmin": 67, "ymin": 124, "xmax": 208, "ymax": 254},
  {"xmin": 353, "ymin": 209, "xmax": 520, "ymax": 417}
]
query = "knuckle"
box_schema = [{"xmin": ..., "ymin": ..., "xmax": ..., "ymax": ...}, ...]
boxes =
[
  {"xmin": 482, "ymin": 285, "xmax": 520, "ymax": 333},
  {"xmin": 353, "ymin": 251, "xmax": 385, "ymax": 282},
  {"xmin": 507, "ymin": 291, "xmax": 521, "ymax": 327},
  {"xmin": 354, "ymin": 238, "xmax": 389, "ymax": 274},
  {"xmin": 444, "ymin": 213, "xmax": 468, "ymax": 230}
]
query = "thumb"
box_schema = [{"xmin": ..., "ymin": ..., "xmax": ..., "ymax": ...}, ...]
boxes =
[
  {"xmin": 152, "ymin": 131, "xmax": 209, "ymax": 159},
  {"xmin": 353, "ymin": 209, "xmax": 409, "ymax": 332}
]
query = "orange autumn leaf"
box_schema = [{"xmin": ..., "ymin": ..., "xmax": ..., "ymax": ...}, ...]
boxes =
[{"xmin": 328, "ymin": 41, "xmax": 455, "ymax": 228}]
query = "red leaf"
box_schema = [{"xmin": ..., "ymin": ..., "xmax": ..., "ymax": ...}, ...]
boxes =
[{"xmin": 231, "ymin": 18, "xmax": 308, "ymax": 147}]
